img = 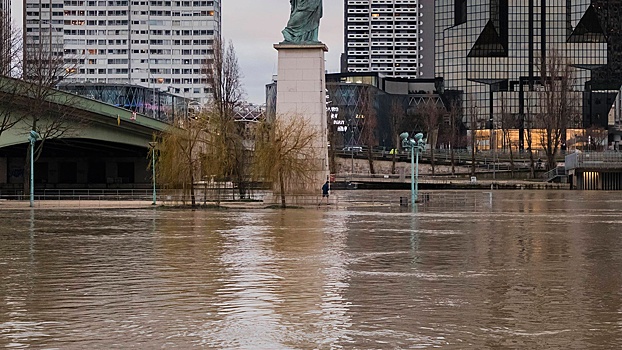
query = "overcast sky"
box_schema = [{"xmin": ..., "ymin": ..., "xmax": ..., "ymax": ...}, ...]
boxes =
[
  {"xmin": 222, "ymin": 1, "xmax": 343, "ymax": 104},
  {"xmin": 11, "ymin": 1, "xmax": 343, "ymax": 104}
]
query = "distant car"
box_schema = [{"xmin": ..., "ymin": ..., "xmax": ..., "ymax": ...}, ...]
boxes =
[{"xmin": 343, "ymin": 146, "xmax": 363, "ymax": 152}]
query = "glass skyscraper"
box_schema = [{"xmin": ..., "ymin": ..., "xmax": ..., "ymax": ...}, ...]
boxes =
[{"xmin": 435, "ymin": 1, "xmax": 621, "ymax": 150}]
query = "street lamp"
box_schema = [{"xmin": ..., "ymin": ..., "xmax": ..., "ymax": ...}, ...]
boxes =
[
  {"xmin": 28, "ymin": 130, "xmax": 40, "ymax": 207},
  {"xmin": 400, "ymin": 132, "xmax": 426, "ymax": 207},
  {"xmin": 148, "ymin": 141, "xmax": 157, "ymax": 205}
]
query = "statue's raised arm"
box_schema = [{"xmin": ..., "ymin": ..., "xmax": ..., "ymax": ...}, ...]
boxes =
[{"xmin": 282, "ymin": 0, "xmax": 323, "ymax": 44}]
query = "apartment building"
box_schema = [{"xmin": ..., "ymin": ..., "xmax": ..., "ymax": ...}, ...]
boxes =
[
  {"xmin": 342, "ymin": 0, "xmax": 434, "ymax": 79},
  {"xmin": 23, "ymin": 0, "xmax": 221, "ymax": 103}
]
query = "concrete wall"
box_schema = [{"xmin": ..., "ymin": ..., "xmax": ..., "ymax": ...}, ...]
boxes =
[
  {"xmin": 4, "ymin": 157, "xmax": 150, "ymax": 187},
  {"xmin": 0, "ymin": 157, "xmax": 6, "ymax": 184}
]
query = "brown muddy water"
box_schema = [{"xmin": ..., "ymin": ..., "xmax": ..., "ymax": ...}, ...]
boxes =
[{"xmin": 1, "ymin": 190, "xmax": 622, "ymax": 349}]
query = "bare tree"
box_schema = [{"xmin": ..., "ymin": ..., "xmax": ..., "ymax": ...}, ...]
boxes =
[
  {"xmin": 358, "ymin": 86, "xmax": 377, "ymax": 174},
  {"xmin": 389, "ymin": 98, "xmax": 406, "ymax": 174},
  {"xmin": 466, "ymin": 98, "xmax": 480, "ymax": 177},
  {"xmin": 524, "ymin": 96, "xmax": 536, "ymax": 178},
  {"xmin": 203, "ymin": 38, "xmax": 248, "ymax": 198},
  {"xmin": 155, "ymin": 119, "xmax": 205, "ymax": 207},
  {"xmin": 20, "ymin": 35, "xmax": 83, "ymax": 194},
  {"xmin": 585, "ymin": 126, "xmax": 608, "ymax": 151},
  {"xmin": 534, "ymin": 49, "xmax": 581, "ymax": 171},
  {"xmin": 416, "ymin": 94, "xmax": 444, "ymax": 175},
  {"xmin": 499, "ymin": 93, "xmax": 517, "ymax": 177},
  {"xmin": 201, "ymin": 107, "xmax": 246, "ymax": 198},
  {"xmin": 445, "ymin": 99, "xmax": 462, "ymax": 175},
  {"xmin": 253, "ymin": 114, "xmax": 321, "ymax": 208}
]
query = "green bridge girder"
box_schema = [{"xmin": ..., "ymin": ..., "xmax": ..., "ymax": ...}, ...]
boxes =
[{"xmin": 0, "ymin": 75, "xmax": 171, "ymax": 149}]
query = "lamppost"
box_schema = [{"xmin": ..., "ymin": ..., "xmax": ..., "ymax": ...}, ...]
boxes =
[
  {"xmin": 148, "ymin": 141, "xmax": 157, "ymax": 205},
  {"xmin": 400, "ymin": 132, "xmax": 426, "ymax": 206},
  {"xmin": 28, "ymin": 130, "xmax": 40, "ymax": 207}
]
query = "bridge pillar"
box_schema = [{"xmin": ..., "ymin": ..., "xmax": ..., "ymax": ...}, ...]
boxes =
[{"xmin": 0, "ymin": 157, "xmax": 6, "ymax": 184}]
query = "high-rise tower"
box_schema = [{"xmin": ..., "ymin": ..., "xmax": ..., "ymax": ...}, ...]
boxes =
[
  {"xmin": 342, "ymin": 0, "xmax": 434, "ymax": 79},
  {"xmin": 435, "ymin": 1, "xmax": 620, "ymax": 149},
  {"xmin": 23, "ymin": 0, "xmax": 221, "ymax": 103},
  {"xmin": 0, "ymin": 0, "xmax": 11, "ymax": 75}
]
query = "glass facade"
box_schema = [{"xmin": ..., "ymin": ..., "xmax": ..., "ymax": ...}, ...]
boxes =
[
  {"xmin": 266, "ymin": 73, "xmax": 456, "ymax": 150},
  {"xmin": 57, "ymin": 82, "xmax": 197, "ymax": 123},
  {"xmin": 435, "ymin": 1, "xmax": 618, "ymax": 150}
]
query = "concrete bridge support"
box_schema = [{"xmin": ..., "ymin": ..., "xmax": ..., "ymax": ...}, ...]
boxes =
[{"xmin": 571, "ymin": 170, "xmax": 622, "ymax": 190}]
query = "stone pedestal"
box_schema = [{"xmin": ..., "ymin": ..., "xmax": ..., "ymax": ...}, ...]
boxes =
[{"xmin": 274, "ymin": 43, "xmax": 329, "ymax": 193}]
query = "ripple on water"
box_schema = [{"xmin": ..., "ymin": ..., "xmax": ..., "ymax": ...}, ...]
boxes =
[{"xmin": 2, "ymin": 192, "xmax": 622, "ymax": 348}]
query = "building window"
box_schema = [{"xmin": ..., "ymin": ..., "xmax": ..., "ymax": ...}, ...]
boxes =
[{"xmin": 454, "ymin": 0, "xmax": 466, "ymax": 26}]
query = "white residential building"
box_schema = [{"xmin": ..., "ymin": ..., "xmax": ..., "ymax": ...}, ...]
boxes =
[
  {"xmin": 23, "ymin": 0, "xmax": 221, "ymax": 104},
  {"xmin": 342, "ymin": 0, "xmax": 434, "ymax": 79}
]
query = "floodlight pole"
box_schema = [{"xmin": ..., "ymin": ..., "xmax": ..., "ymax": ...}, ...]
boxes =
[
  {"xmin": 414, "ymin": 145, "xmax": 419, "ymax": 205},
  {"xmin": 149, "ymin": 142, "xmax": 157, "ymax": 205},
  {"xmin": 401, "ymin": 132, "xmax": 422, "ymax": 207},
  {"xmin": 28, "ymin": 130, "xmax": 40, "ymax": 208},
  {"xmin": 410, "ymin": 145, "xmax": 415, "ymax": 206}
]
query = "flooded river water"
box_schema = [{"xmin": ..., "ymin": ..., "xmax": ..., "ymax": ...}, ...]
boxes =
[{"xmin": 1, "ymin": 190, "xmax": 622, "ymax": 349}]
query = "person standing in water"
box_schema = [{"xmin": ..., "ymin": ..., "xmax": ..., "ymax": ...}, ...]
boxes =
[{"xmin": 319, "ymin": 180, "xmax": 329, "ymax": 206}]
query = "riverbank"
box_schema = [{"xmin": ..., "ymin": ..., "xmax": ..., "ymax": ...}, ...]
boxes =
[
  {"xmin": 334, "ymin": 178, "xmax": 568, "ymax": 190},
  {"xmin": 0, "ymin": 182, "xmax": 570, "ymax": 210}
]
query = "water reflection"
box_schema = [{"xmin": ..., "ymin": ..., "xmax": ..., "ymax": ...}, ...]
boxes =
[{"xmin": 1, "ymin": 191, "xmax": 622, "ymax": 348}]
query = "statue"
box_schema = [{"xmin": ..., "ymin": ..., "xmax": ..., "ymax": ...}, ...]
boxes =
[{"xmin": 282, "ymin": 0, "xmax": 323, "ymax": 44}]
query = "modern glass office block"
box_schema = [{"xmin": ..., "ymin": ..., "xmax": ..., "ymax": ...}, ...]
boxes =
[{"xmin": 435, "ymin": 0, "xmax": 620, "ymax": 150}]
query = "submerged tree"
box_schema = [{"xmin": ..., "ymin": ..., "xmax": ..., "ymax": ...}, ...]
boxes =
[
  {"xmin": 155, "ymin": 116, "xmax": 206, "ymax": 207},
  {"xmin": 253, "ymin": 114, "xmax": 321, "ymax": 208},
  {"xmin": 202, "ymin": 38, "xmax": 248, "ymax": 198}
]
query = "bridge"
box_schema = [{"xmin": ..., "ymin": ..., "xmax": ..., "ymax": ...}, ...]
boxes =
[{"xmin": 0, "ymin": 76, "xmax": 171, "ymax": 194}]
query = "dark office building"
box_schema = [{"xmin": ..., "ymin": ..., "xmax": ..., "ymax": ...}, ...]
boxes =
[
  {"xmin": 435, "ymin": 1, "xmax": 622, "ymax": 149},
  {"xmin": 266, "ymin": 73, "xmax": 461, "ymax": 151}
]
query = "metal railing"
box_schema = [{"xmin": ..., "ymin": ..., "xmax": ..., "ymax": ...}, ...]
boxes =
[
  {"xmin": 565, "ymin": 151, "xmax": 622, "ymax": 170},
  {"xmin": 542, "ymin": 166, "xmax": 567, "ymax": 182},
  {"xmin": 0, "ymin": 189, "xmax": 154, "ymax": 201}
]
